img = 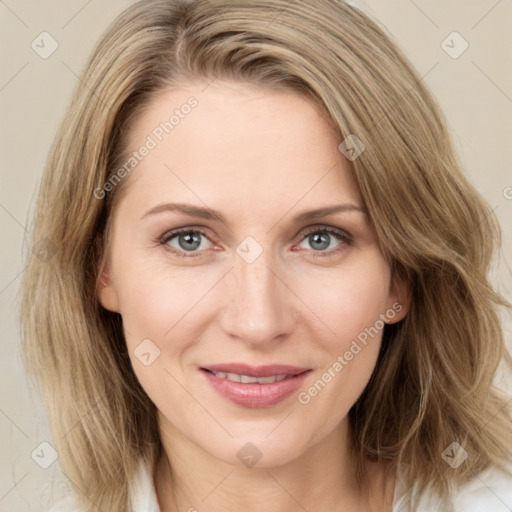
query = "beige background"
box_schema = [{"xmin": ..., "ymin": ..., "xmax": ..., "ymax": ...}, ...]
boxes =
[{"xmin": 1, "ymin": 1, "xmax": 511, "ymax": 510}]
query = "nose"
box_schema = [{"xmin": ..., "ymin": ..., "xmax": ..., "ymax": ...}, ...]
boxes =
[{"xmin": 218, "ymin": 249, "xmax": 298, "ymax": 347}]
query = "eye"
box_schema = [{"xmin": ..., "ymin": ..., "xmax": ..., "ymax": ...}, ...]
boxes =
[
  {"xmin": 160, "ymin": 228, "xmax": 213, "ymax": 258},
  {"xmin": 158, "ymin": 225, "xmax": 353, "ymax": 259},
  {"xmin": 296, "ymin": 226, "xmax": 352, "ymax": 258}
]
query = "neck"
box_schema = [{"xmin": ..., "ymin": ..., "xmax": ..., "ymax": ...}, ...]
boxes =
[{"xmin": 154, "ymin": 418, "xmax": 396, "ymax": 512}]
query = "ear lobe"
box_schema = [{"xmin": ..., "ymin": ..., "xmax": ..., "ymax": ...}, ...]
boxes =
[
  {"xmin": 95, "ymin": 237, "xmax": 120, "ymax": 313},
  {"xmin": 97, "ymin": 271, "xmax": 120, "ymax": 313},
  {"xmin": 385, "ymin": 273, "xmax": 411, "ymax": 324}
]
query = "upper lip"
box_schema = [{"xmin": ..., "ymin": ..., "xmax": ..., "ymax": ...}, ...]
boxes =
[{"xmin": 201, "ymin": 363, "xmax": 311, "ymax": 377}]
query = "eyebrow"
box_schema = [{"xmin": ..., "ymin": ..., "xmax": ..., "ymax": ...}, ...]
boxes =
[{"xmin": 140, "ymin": 202, "xmax": 366, "ymax": 224}]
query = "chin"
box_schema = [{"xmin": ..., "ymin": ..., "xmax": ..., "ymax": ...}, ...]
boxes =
[{"xmin": 200, "ymin": 432, "xmax": 310, "ymax": 469}]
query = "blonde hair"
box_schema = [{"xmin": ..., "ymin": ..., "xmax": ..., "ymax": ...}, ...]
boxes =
[{"xmin": 20, "ymin": 0, "xmax": 512, "ymax": 510}]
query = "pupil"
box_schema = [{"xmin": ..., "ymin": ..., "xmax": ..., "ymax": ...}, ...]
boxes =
[
  {"xmin": 311, "ymin": 233, "xmax": 329, "ymax": 250},
  {"xmin": 180, "ymin": 232, "xmax": 201, "ymax": 251}
]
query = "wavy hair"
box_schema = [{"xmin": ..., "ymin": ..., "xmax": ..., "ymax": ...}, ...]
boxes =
[{"xmin": 19, "ymin": 0, "xmax": 512, "ymax": 510}]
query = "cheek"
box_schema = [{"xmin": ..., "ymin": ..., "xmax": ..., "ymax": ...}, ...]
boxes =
[
  {"xmin": 292, "ymin": 253, "xmax": 391, "ymax": 417},
  {"xmin": 115, "ymin": 263, "xmax": 200, "ymax": 406},
  {"xmin": 113, "ymin": 249, "xmax": 204, "ymax": 335},
  {"xmin": 297, "ymin": 253, "xmax": 391, "ymax": 349},
  {"xmin": 116, "ymin": 244, "xmax": 391, "ymax": 352}
]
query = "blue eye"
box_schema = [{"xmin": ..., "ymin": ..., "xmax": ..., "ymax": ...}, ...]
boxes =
[
  {"xmin": 298, "ymin": 227, "xmax": 352, "ymax": 258},
  {"xmin": 158, "ymin": 225, "xmax": 352, "ymax": 259},
  {"xmin": 160, "ymin": 228, "xmax": 212, "ymax": 258}
]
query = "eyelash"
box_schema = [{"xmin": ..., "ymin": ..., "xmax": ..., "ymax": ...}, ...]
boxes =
[{"xmin": 157, "ymin": 225, "xmax": 353, "ymax": 259}]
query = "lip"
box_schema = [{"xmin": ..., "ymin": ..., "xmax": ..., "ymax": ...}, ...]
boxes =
[
  {"xmin": 200, "ymin": 364, "xmax": 312, "ymax": 408},
  {"xmin": 201, "ymin": 363, "xmax": 310, "ymax": 377}
]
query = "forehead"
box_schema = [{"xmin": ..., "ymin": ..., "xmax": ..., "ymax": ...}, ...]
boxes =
[{"xmin": 119, "ymin": 81, "xmax": 361, "ymax": 215}]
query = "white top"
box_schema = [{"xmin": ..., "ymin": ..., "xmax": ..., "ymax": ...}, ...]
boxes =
[{"xmin": 49, "ymin": 458, "xmax": 512, "ymax": 512}]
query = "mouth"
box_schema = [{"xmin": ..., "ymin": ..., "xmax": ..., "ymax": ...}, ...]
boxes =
[
  {"xmin": 201, "ymin": 369, "xmax": 300, "ymax": 384},
  {"xmin": 200, "ymin": 363, "xmax": 310, "ymax": 380},
  {"xmin": 199, "ymin": 364, "xmax": 312, "ymax": 408}
]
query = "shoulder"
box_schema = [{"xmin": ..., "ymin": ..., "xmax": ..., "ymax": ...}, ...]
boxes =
[
  {"xmin": 45, "ymin": 457, "xmax": 160, "ymax": 512},
  {"xmin": 393, "ymin": 462, "xmax": 512, "ymax": 512},
  {"xmin": 46, "ymin": 494, "xmax": 83, "ymax": 512},
  {"xmin": 130, "ymin": 455, "xmax": 161, "ymax": 511},
  {"xmin": 450, "ymin": 463, "xmax": 512, "ymax": 511}
]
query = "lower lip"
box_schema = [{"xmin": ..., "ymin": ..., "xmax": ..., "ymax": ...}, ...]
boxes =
[{"xmin": 201, "ymin": 369, "xmax": 312, "ymax": 408}]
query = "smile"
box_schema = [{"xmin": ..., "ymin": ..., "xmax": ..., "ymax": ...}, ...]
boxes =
[
  {"xmin": 206, "ymin": 370, "xmax": 292, "ymax": 384},
  {"xmin": 200, "ymin": 365, "xmax": 312, "ymax": 408}
]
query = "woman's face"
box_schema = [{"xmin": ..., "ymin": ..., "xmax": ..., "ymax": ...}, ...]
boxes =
[{"xmin": 99, "ymin": 81, "xmax": 409, "ymax": 467}]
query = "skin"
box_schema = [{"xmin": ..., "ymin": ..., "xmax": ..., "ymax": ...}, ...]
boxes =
[{"xmin": 98, "ymin": 81, "xmax": 410, "ymax": 512}]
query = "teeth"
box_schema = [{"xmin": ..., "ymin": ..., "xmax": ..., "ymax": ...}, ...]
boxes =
[
  {"xmin": 240, "ymin": 374, "xmax": 259, "ymax": 383},
  {"xmin": 210, "ymin": 371, "xmax": 290, "ymax": 384},
  {"xmin": 258, "ymin": 375, "xmax": 280, "ymax": 384}
]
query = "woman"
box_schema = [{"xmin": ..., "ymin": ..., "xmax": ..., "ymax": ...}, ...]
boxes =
[{"xmin": 20, "ymin": 0, "xmax": 512, "ymax": 511}]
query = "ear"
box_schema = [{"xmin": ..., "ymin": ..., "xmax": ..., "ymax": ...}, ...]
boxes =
[
  {"xmin": 96, "ymin": 236, "xmax": 120, "ymax": 313},
  {"xmin": 384, "ymin": 270, "xmax": 411, "ymax": 324}
]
